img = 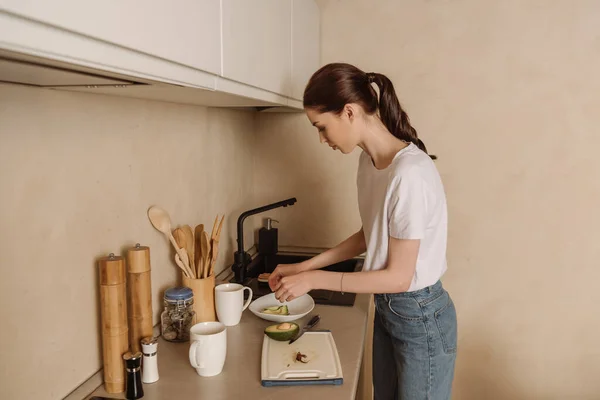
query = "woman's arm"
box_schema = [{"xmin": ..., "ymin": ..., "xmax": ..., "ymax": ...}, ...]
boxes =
[
  {"xmin": 300, "ymin": 228, "xmax": 367, "ymax": 272},
  {"xmin": 269, "ymin": 228, "xmax": 366, "ymax": 292},
  {"xmin": 313, "ymin": 238, "xmax": 418, "ymax": 293},
  {"xmin": 273, "ymin": 237, "xmax": 418, "ymax": 301}
]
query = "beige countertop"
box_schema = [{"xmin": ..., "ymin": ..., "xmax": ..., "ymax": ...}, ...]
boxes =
[{"xmin": 86, "ymin": 292, "xmax": 371, "ymax": 400}]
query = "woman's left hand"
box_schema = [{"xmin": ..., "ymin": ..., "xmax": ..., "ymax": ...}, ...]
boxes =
[{"xmin": 274, "ymin": 271, "xmax": 315, "ymax": 302}]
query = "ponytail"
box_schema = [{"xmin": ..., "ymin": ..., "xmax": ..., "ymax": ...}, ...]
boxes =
[
  {"xmin": 304, "ymin": 63, "xmax": 436, "ymax": 160},
  {"xmin": 366, "ymin": 72, "xmax": 436, "ymax": 160}
]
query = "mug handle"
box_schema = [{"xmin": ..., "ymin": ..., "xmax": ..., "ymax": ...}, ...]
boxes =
[
  {"xmin": 189, "ymin": 339, "xmax": 205, "ymax": 369},
  {"xmin": 242, "ymin": 287, "xmax": 253, "ymax": 311}
]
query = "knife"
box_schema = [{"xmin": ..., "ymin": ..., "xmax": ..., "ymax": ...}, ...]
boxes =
[{"xmin": 289, "ymin": 314, "xmax": 320, "ymax": 344}]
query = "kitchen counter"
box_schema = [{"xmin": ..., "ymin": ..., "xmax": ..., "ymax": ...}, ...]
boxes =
[{"xmin": 86, "ymin": 292, "xmax": 371, "ymax": 400}]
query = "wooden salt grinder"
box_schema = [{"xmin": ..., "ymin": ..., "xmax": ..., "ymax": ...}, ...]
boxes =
[
  {"xmin": 126, "ymin": 243, "xmax": 153, "ymax": 353},
  {"xmin": 98, "ymin": 253, "xmax": 129, "ymax": 393}
]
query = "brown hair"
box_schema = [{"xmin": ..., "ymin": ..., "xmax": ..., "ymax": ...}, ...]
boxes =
[{"xmin": 303, "ymin": 63, "xmax": 436, "ymax": 159}]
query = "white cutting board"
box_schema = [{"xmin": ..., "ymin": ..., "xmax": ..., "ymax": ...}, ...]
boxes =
[{"xmin": 261, "ymin": 330, "xmax": 343, "ymax": 386}]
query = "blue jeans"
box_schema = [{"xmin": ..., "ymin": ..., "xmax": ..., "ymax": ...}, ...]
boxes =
[{"xmin": 373, "ymin": 280, "xmax": 457, "ymax": 400}]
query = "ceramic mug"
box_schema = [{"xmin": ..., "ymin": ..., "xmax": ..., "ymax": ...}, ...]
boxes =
[
  {"xmin": 188, "ymin": 321, "xmax": 227, "ymax": 377},
  {"xmin": 215, "ymin": 283, "xmax": 253, "ymax": 326}
]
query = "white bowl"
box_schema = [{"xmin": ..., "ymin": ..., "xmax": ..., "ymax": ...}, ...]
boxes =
[{"xmin": 249, "ymin": 293, "xmax": 315, "ymax": 323}]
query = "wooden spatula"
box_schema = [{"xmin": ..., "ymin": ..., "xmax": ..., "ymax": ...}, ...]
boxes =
[
  {"xmin": 182, "ymin": 225, "xmax": 194, "ymax": 274},
  {"xmin": 201, "ymin": 231, "xmax": 211, "ymax": 279},
  {"xmin": 207, "ymin": 215, "xmax": 225, "ymax": 278},
  {"xmin": 194, "ymin": 224, "xmax": 204, "ymax": 278},
  {"xmin": 210, "ymin": 215, "xmax": 220, "ymax": 241}
]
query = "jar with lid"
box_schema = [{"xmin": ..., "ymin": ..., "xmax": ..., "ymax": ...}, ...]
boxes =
[{"xmin": 160, "ymin": 286, "xmax": 196, "ymax": 342}]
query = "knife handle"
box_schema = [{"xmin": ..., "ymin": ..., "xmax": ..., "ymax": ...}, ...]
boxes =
[{"xmin": 306, "ymin": 315, "xmax": 320, "ymax": 329}]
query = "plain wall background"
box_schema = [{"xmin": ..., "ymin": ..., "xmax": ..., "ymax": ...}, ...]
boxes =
[
  {"xmin": 0, "ymin": 83, "xmax": 258, "ymax": 399},
  {"xmin": 254, "ymin": 0, "xmax": 600, "ymax": 398}
]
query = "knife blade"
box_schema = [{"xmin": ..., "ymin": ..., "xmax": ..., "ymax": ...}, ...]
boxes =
[{"xmin": 289, "ymin": 314, "xmax": 320, "ymax": 344}]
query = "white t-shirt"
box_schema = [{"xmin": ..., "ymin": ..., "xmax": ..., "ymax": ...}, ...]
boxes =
[{"xmin": 357, "ymin": 142, "xmax": 448, "ymax": 292}]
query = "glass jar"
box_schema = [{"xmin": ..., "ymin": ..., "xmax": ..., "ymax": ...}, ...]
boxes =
[{"xmin": 160, "ymin": 286, "xmax": 196, "ymax": 342}]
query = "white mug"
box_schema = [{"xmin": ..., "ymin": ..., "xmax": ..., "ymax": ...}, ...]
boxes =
[
  {"xmin": 215, "ymin": 283, "xmax": 253, "ymax": 326},
  {"xmin": 188, "ymin": 322, "xmax": 227, "ymax": 377}
]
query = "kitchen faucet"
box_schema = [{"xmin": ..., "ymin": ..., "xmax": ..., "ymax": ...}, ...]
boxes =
[{"xmin": 231, "ymin": 197, "xmax": 297, "ymax": 283}]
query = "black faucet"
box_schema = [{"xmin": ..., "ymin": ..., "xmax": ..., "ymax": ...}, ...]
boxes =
[{"xmin": 231, "ymin": 197, "xmax": 297, "ymax": 283}]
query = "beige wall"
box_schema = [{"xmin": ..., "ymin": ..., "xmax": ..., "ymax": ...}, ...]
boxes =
[
  {"xmin": 255, "ymin": 0, "xmax": 600, "ymax": 399},
  {"xmin": 0, "ymin": 83, "xmax": 257, "ymax": 400},
  {"xmin": 2, "ymin": 1, "xmax": 599, "ymax": 398},
  {"xmin": 254, "ymin": 112, "xmax": 362, "ymax": 246}
]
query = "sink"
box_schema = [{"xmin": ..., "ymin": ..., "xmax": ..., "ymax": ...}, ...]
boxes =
[{"xmin": 237, "ymin": 252, "xmax": 363, "ymax": 307}]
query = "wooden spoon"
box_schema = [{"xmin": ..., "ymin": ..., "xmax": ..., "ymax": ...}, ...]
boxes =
[{"xmin": 147, "ymin": 206, "xmax": 193, "ymax": 278}]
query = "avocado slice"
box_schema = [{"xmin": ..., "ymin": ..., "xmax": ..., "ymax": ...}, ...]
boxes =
[
  {"xmin": 264, "ymin": 322, "xmax": 299, "ymax": 341},
  {"xmin": 261, "ymin": 305, "xmax": 289, "ymax": 315}
]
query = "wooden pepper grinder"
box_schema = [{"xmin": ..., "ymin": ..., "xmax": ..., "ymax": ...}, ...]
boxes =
[
  {"xmin": 98, "ymin": 253, "xmax": 129, "ymax": 393},
  {"xmin": 126, "ymin": 243, "xmax": 153, "ymax": 353}
]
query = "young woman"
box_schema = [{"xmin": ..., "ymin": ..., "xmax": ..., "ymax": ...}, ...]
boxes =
[{"xmin": 268, "ymin": 63, "xmax": 457, "ymax": 399}]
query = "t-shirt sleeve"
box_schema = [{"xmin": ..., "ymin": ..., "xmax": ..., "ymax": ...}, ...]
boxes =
[{"xmin": 388, "ymin": 169, "xmax": 428, "ymax": 240}]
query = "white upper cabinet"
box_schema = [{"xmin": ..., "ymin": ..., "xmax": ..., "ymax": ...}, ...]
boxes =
[
  {"xmin": 0, "ymin": 0, "xmax": 222, "ymax": 76},
  {"xmin": 0, "ymin": 0, "xmax": 320, "ymax": 109},
  {"xmin": 291, "ymin": 0, "xmax": 320, "ymax": 101},
  {"xmin": 221, "ymin": 0, "xmax": 292, "ymax": 97}
]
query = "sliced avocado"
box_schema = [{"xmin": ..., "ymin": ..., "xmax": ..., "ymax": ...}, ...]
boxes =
[
  {"xmin": 261, "ymin": 305, "xmax": 289, "ymax": 315},
  {"xmin": 264, "ymin": 322, "xmax": 299, "ymax": 341},
  {"xmin": 263, "ymin": 306, "xmax": 282, "ymax": 311}
]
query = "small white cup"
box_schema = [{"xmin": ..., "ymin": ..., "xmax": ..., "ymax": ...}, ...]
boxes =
[
  {"xmin": 215, "ymin": 283, "xmax": 253, "ymax": 326},
  {"xmin": 188, "ymin": 322, "xmax": 227, "ymax": 377}
]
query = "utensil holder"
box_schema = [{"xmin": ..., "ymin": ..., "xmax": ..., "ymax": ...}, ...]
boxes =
[{"xmin": 182, "ymin": 273, "xmax": 216, "ymax": 322}]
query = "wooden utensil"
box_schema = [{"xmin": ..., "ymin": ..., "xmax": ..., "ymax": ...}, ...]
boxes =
[
  {"xmin": 194, "ymin": 224, "xmax": 204, "ymax": 278},
  {"xmin": 208, "ymin": 240, "xmax": 218, "ymax": 279},
  {"xmin": 182, "ymin": 225, "xmax": 195, "ymax": 274},
  {"xmin": 210, "ymin": 214, "xmax": 220, "ymax": 241},
  {"xmin": 148, "ymin": 206, "xmax": 193, "ymax": 277},
  {"xmin": 170, "ymin": 252, "xmax": 191, "ymax": 278},
  {"xmin": 181, "ymin": 249, "xmax": 194, "ymax": 278},
  {"xmin": 207, "ymin": 215, "xmax": 225, "ymax": 278},
  {"xmin": 174, "ymin": 253, "xmax": 192, "ymax": 279},
  {"xmin": 172, "ymin": 227, "xmax": 194, "ymax": 278},
  {"xmin": 201, "ymin": 231, "xmax": 211, "ymax": 278},
  {"xmin": 172, "ymin": 228, "xmax": 186, "ymax": 249}
]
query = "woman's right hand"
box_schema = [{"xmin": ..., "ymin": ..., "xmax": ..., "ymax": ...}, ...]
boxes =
[{"xmin": 268, "ymin": 263, "xmax": 305, "ymax": 292}]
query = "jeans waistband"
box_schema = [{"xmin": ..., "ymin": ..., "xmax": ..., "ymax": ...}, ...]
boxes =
[{"xmin": 375, "ymin": 280, "xmax": 443, "ymax": 301}]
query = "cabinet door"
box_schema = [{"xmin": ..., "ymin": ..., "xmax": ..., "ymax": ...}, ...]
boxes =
[
  {"xmin": 222, "ymin": 0, "xmax": 292, "ymax": 97},
  {"xmin": 291, "ymin": 0, "xmax": 320, "ymax": 100},
  {"xmin": 0, "ymin": 0, "xmax": 221, "ymax": 75}
]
